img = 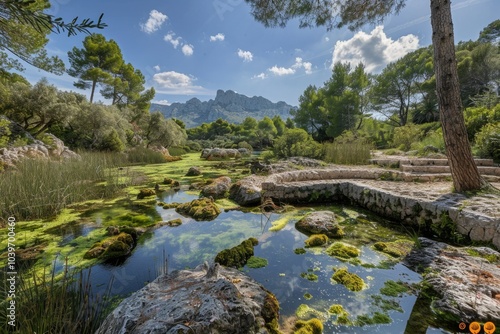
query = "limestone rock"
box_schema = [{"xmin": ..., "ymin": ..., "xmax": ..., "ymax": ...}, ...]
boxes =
[
  {"xmin": 404, "ymin": 237, "xmax": 500, "ymax": 322},
  {"xmin": 186, "ymin": 166, "xmax": 202, "ymax": 176},
  {"xmin": 229, "ymin": 176, "xmax": 264, "ymax": 206},
  {"xmin": 201, "ymin": 148, "xmax": 241, "ymax": 160},
  {"xmin": 295, "ymin": 211, "xmax": 344, "ymax": 238},
  {"xmin": 200, "ymin": 176, "xmax": 231, "ymax": 199},
  {"xmin": 95, "ymin": 263, "xmax": 280, "ymax": 334}
]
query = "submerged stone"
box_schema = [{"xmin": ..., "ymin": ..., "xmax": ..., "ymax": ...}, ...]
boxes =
[
  {"xmin": 295, "ymin": 211, "xmax": 344, "ymax": 238},
  {"xmin": 95, "ymin": 263, "xmax": 280, "ymax": 334}
]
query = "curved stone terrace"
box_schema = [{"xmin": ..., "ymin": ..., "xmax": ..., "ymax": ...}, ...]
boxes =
[{"xmin": 260, "ymin": 161, "xmax": 500, "ymax": 249}]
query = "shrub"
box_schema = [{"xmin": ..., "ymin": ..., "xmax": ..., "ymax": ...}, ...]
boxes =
[
  {"xmin": 473, "ymin": 122, "xmax": 500, "ymax": 161},
  {"xmin": 237, "ymin": 141, "xmax": 253, "ymax": 151},
  {"xmin": 126, "ymin": 147, "xmax": 166, "ymax": 164},
  {"xmin": 167, "ymin": 146, "xmax": 187, "ymax": 156},
  {"xmin": 273, "ymin": 128, "xmax": 323, "ymax": 159},
  {"xmin": 391, "ymin": 124, "xmax": 424, "ymax": 151}
]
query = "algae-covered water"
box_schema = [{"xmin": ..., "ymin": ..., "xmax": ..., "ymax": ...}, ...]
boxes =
[{"xmin": 81, "ymin": 190, "xmax": 448, "ymax": 334}]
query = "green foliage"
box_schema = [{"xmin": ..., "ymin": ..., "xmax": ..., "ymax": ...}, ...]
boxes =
[
  {"xmin": 0, "ymin": 117, "xmax": 11, "ymax": 147},
  {"xmin": 273, "ymin": 128, "xmax": 323, "ymax": 159},
  {"xmin": 473, "ymin": 122, "xmax": 500, "ymax": 160},
  {"xmin": 391, "ymin": 124, "xmax": 424, "ymax": 151},
  {"xmin": 67, "ymin": 34, "xmax": 123, "ymax": 103},
  {"xmin": 464, "ymin": 104, "xmax": 500, "ymax": 141},
  {"xmin": 126, "ymin": 147, "xmax": 166, "ymax": 164}
]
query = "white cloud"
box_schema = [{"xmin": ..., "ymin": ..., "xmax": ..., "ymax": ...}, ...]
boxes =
[
  {"xmin": 237, "ymin": 49, "xmax": 253, "ymax": 62},
  {"xmin": 153, "ymin": 71, "xmax": 207, "ymax": 94},
  {"xmin": 210, "ymin": 33, "xmax": 225, "ymax": 42},
  {"xmin": 266, "ymin": 57, "xmax": 313, "ymax": 77},
  {"xmin": 269, "ymin": 66, "xmax": 295, "ymax": 76},
  {"xmin": 140, "ymin": 10, "xmax": 168, "ymax": 34},
  {"xmin": 164, "ymin": 32, "xmax": 181, "ymax": 48},
  {"xmin": 153, "ymin": 65, "xmax": 161, "ymax": 72},
  {"xmin": 153, "ymin": 99, "xmax": 171, "ymax": 105},
  {"xmin": 182, "ymin": 44, "xmax": 194, "ymax": 56},
  {"xmin": 252, "ymin": 73, "xmax": 267, "ymax": 80},
  {"xmin": 332, "ymin": 25, "xmax": 419, "ymax": 73}
]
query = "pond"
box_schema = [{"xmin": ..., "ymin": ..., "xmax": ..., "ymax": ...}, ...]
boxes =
[{"xmin": 82, "ymin": 190, "xmax": 447, "ymax": 334}]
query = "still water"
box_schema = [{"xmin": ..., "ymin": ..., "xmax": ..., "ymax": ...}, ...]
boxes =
[{"xmin": 83, "ymin": 190, "xmax": 448, "ymax": 334}]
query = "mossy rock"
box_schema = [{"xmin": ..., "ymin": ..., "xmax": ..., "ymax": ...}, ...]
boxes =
[
  {"xmin": 304, "ymin": 234, "xmax": 328, "ymax": 247},
  {"xmin": 293, "ymin": 318, "xmax": 323, "ymax": 334},
  {"xmin": 175, "ymin": 197, "xmax": 221, "ymax": 221},
  {"xmin": 84, "ymin": 232, "xmax": 135, "ymax": 260},
  {"xmin": 331, "ymin": 267, "xmax": 365, "ymax": 292},
  {"xmin": 328, "ymin": 304, "xmax": 345, "ymax": 315},
  {"xmin": 165, "ymin": 218, "xmax": 182, "ymax": 227},
  {"xmin": 373, "ymin": 239, "xmax": 414, "ymax": 258},
  {"xmin": 294, "ymin": 248, "xmax": 306, "ymax": 255},
  {"xmin": 214, "ymin": 238, "xmax": 258, "ymax": 268},
  {"xmin": 137, "ymin": 189, "xmax": 156, "ymax": 199},
  {"xmin": 326, "ymin": 242, "xmax": 360, "ymax": 260},
  {"xmin": 262, "ymin": 292, "xmax": 281, "ymax": 334}
]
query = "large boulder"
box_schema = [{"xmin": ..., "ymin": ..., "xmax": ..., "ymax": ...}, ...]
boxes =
[
  {"xmin": 229, "ymin": 175, "xmax": 264, "ymax": 206},
  {"xmin": 404, "ymin": 238, "xmax": 500, "ymax": 322},
  {"xmin": 200, "ymin": 176, "xmax": 231, "ymax": 199},
  {"xmin": 295, "ymin": 211, "xmax": 344, "ymax": 238},
  {"xmin": 201, "ymin": 148, "xmax": 242, "ymax": 160},
  {"xmin": 95, "ymin": 263, "xmax": 281, "ymax": 334}
]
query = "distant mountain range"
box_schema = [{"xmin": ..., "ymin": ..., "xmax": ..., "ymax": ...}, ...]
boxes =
[{"xmin": 150, "ymin": 89, "xmax": 296, "ymax": 128}]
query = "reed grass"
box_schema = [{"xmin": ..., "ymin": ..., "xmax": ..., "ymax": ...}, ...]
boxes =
[
  {"xmin": 324, "ymin": 141, "xmax": 373, "ymax": 165},
  {"xmin": 126, "ymin": 147, "xmax": 167, "ymax": 164},
  {"xmin": 0, "ymin": 260, "xmax": 113, "ymax": 334},
  {"xmin": 0, "ymin": 152, "xmax": 130, "ymax": 222}
]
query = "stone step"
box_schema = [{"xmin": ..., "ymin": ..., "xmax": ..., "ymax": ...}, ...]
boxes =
[
  {"xmin": 371, "ymin": 158, "xmax": 495, "ymax": 167},
  {"xmin": 401, "ymin": 165, "xmax": 500, "ymax": 176}
]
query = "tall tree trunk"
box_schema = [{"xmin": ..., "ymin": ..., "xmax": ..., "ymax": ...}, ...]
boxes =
[
  {"xmin": 90, "ymin": 80, "xmax": 97, "ymax": 103},
  {"xmin": 430, "ymin": 0, "xmax": 484, "ymax": 192}
]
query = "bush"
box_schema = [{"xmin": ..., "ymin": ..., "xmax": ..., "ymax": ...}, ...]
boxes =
[
  {"xmin": 474, "ymin": 122, "xmax": 500, "ymax": 161},
  {"xmin": 238, "ymin": 141, "xmax": 253, "ymax": 151},
  {"xmin": 126, "ymin": 147, "xmax": 166, "ymax": 164},
  {"xmin": 410, "ymin": 128, "xmax": 445, "ymax": 156},
  {"xmin": 168, "ymin": 146, "xmax": 187, "ymax": 156},
  {"xmin": 273, "ymin": 128, "xmax": 323, "ymax": 159},
  {"xmin": 391, "ymin": 124, "xmax": 424, "ymax": 151}
]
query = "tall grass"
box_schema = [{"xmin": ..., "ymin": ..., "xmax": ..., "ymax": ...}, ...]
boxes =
[
  {"xmin": 0, "ymin": 261, "xmax": 113, "ymax": 334},
  {"xmin": 0, "ymin": 152, "xmax": 130, "ymax": 222},
  {"xmin": 324, "ymin": 141, "xmax": 373, "ymax": 165},
  {"xmin": 126, "ymin": 147, "xmax": 167, "ymax": 164}
]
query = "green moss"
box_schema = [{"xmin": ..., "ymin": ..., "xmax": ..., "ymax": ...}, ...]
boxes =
[
  {"xmin": 295, "ymin": 304, "xmax": 322, "ymax": 319},
  {"xmin": 269, "ymin": 213, "xmax": 300, "ymax": 232},
  {"xmin": 355, "ymin": 312, "xmax": 392, "ymax": 326},
  {"xmin": 380, "ymin": 280, "xmax": 412, "ymax": 297},
  {"xmin": 137, "ymin": 188, "xmax": 156, "ymax": 199},
  {"xmin": 300, "ymin": 272, "xmax": 318, "ymax": 282},
  {"xmin": 84, "ymin": 232, "xmax": 135, "ymax": 260},
  {"xmin": 176, "ymin": 197, "xmax": 221, "ymax": 221},
  {"xmin": 303, "ymin": 292, "xmax": 313, "ymax": 300},
  {"xmin": 331, "ymin": 267, "xmax": 365, "ymax": 292},
  {"xmin": 262, "ymin": 292, "xmax": 281, "ymax": 334},
  {"xmin": 336, "ymin": 313, "xmax": 353, "ymax": 326},
  {"xmin": 466, "ymin": 248, "xmax": 499, "ymax": 263},
  {"xmin": 246, "ymin": 256, "xmax": 268, "ymax": 268},
  {"xmin": 304, "ymin": 234, "xmax": 329, "ymax": 247},
  {"xmin": 293, "ymin": 318, "xmax": 323, "ymax": 334},
  {"xmin": 164, "ymin": 218, "xmax": 182, "ymax": 226},
  {"xmin": 294, "ymin": 248, "xmax": 306, "ymax": 255},
  {"xmin": 328, "ymin": 304, "xmax": 345, "ymax": 315},
  {"xmin": 373, "ymin": 239, "xmax": 414, "ymax": 258},
  {"xmin": 214, "ymin": 238, "xmax": 258, "ymax": 268},
  {"xmin": 326, "ymin": 242, "xmax": 360, "ymax": 260}
]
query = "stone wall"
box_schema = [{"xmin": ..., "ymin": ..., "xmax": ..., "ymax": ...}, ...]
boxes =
[{"xmin": 261, "ymin": 169, "xmax": 500, "ymax": 249}]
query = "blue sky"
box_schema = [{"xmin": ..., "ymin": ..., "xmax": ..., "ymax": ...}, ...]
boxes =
[{"xmin": 20, "ymin": 0, "xmax": 500, "ymax": 106}]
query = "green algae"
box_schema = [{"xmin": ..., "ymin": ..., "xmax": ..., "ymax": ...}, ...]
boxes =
[
  {"xmin": 304, "ymin": 234, "xmax": 328, "ymax": 247},
  {"xmin": 325, "ymin": 242, "xmax": 360, "ymax": 260},
  {"xmin": 293, "ymin": 318, "xmax": 323, "ymax": 334},
  {"xmin": 380, "ymin": 280, "xmax": 413, "ymax": 297},
  {"xmin": 269, "ymin": 213, "xmax": 300, "ymax": 232},
  {"xmin": 355, "ymin": 312, "xmax": 392, "ymax": 326},
  {"xmin": 304, "ymin": 292, "xmax": 313, "ymax": 300},
  {"xmin": 331, "ymin": 267, "xmax": 365, "ymax": 292},
  {"xmin": 295, "ymin": 304, "xmax": 323, "ymax": 319},
  {"xmin": 247, "ymin": 256, "xmax": 268, "ymax": 268},
  {"xmin": 294, "ymin": 248, "xmax": 306, "ymax": 255},
  {"xmin": 371, "ymin": 295, "xmax": 403, "ymax": 313},
  {"xmin": 328, "ymin": 304, "xmax": 352, "ymax": 325},
  {"xmin": 328, "ymin": 304, "xmax": 345, "ymax": 315},
  {"xmin": 466, "ymin": 248, "xmax": 499, "ymax": 263},
  {"xmin": 300, "ymin": 272, "xmax": 319, "ymax": 282},
  {"xmin": 373, "ymin": 239, "xmax": 414, "ymax": 258}
]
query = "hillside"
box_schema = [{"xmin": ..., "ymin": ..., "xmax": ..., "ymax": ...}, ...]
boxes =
[{"xmin": 150, "ymin": 89, "xmax": 296, "ymax": 128}]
